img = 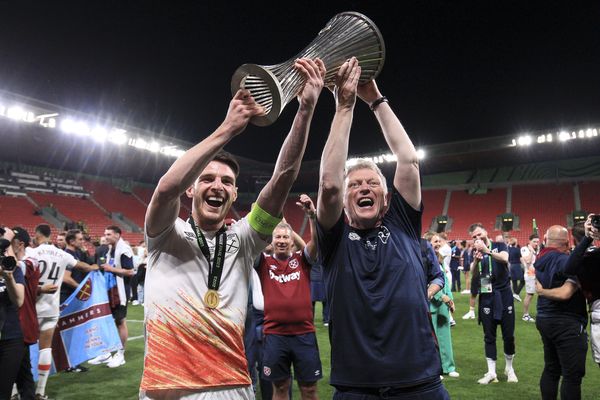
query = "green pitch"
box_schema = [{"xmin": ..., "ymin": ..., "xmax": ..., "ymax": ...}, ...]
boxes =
[{"xmin": 47, "ymin": 291, "xmax": 600, "ymax": 399}]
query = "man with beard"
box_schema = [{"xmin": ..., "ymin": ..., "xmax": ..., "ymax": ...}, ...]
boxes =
[{"xmin": 468, "ymin": 223, "xmax": 517, "ymax": 384}]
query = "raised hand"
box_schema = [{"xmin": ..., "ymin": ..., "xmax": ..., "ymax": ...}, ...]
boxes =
[
  {"xmin": 295, "ymin": 58, "xmax": 326, "ymax": 108},
  {"xmin": 222, "ymin": 89, "xmax": 265, "ymax": 136},
  {"xmin": 296, "ymin": 194, "xmax": 316, "ymax": 217},
  {"xmin": 333, "ymin": 57, "xmax": 361, "ymax": 111},
  {"xmin": 357, "ymin": 79, "xmax": 383, "ymax": 105}
]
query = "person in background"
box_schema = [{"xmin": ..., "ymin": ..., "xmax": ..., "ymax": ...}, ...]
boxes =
[{"xmin": 0, "ymin": 227, "xmax": 25, "ymax": 400}]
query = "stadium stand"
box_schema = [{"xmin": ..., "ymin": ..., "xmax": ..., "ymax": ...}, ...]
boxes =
[
  {"xmin": 446, "ymin": 188, "xmax": 506, "ymax": 240},
  {"xmin": 422, "ymin": 189, "xmax": 447, "ymax": 233},
  {"xmin": 81, "ymin": 179, "xmax": 146, "ymax": 228},
  {"xmin": 510, "ymin": 183, "xmax": 574, "ymax": 243},
  {"xmin": 579, "ymin": 181, "xmax": 600, "ymax": 214},
  {"xmin": 0, "ymin": 194, "xmax": 49, "ymax": 234}
]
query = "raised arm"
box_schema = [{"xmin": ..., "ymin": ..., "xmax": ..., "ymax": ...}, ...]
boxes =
[
  {"xmin": 296, "ymin": 194, "xmax": 318, "ymax": 261},
  {"xmin": 145, "ymin": 89, "xmax": 264, "ymax": 237},
  {"xmin": 317, "ymin": 57, "xmax": 361, "ymax": 231},
  {"xmin": 357, "ymin": 81, "xmax": 421, "ymax": 210},
  {"xmin": 254, "ymin": 58, "xmax": 325, "ymax": 223}
]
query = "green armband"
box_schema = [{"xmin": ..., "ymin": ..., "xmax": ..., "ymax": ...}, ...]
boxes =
[{"xmin": 247, "ymin": 202, "xmax": 282, "ymax": 236}]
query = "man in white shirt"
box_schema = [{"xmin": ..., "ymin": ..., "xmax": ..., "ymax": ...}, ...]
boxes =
[
  {"xmin": 521, "ymin": 234, "xmax": 540, "ymax": 322},
  {"xmin": 25, "ymin": 224, "xmax": 96, "ymax": 399},
  {"xmin": 140, "ymin": 58, "xmax": 325, "ymax": 399}
]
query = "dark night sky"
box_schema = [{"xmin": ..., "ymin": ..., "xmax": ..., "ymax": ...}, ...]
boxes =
[{"xmin": 0, "ymin": 1, "xmax": 598, "ymax": 163}]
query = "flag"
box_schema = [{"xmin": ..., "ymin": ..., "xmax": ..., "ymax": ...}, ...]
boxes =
[
  {"xmin": 50, "ymin": 271, "xmax": 122, "ymax": 371},
  {"xmin": 532, "ymin": 218, "xmax": 539, "ymax": 236}
]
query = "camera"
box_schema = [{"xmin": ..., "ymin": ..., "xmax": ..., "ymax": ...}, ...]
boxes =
[
  {"xmin": 0, "ymin": 238, "xmax": 17, "ymax": 271},
  {"xmin": 591, "ymin": 214, "xmax": 600, "ymax": 230}
]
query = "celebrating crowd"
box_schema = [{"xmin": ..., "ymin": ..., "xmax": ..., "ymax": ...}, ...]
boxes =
[{"xmin": 1, "ymin": 56, "xmax": 599, "ymax": 400}]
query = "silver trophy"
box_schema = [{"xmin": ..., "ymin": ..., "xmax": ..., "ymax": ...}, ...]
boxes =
[{"xmin": 231, "ymin": 12, "xmax": 385, "ymax": 126}]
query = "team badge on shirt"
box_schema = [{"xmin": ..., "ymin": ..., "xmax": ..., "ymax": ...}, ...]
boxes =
[
  {"xmin": 483, "ymin": 307, "xmax": 491, "ymax": 314},
  {"xmin": 378, "ymin": 225, "xmax": 390, "ymax": 244},
  {"xmin": 263, "ymin": 366, "xmax": 271, "ymax": 376},
  {"xmin": 226, "ymin": 233, "xmax": 240, "ymax": 254},
  {"xmin": 289, "ymin": 258, "xmax": 299, "ymax": 269},
  {"xmin": 348, "ymin": 232, "xmax": 361, "ymax": 241}
]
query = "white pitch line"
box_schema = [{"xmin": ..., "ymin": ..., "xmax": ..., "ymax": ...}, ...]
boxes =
[
  {"xmin": 127, "ymin": 335, "xmax": 144, "ymax": 341},
  {"xmin": 128, "ymin": 319, "xmax": 144, "ymax": 323}
]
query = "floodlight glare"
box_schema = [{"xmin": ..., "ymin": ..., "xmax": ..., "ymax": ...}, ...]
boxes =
[
  {"xmin": 60, "ymin": 118, "xmax": 75, "ymax": 133},
  {"xmin": 148, "ymin": 142, "xmax": 160, "ymax": 153},
  {"xmin": 537, "ymin": 135, "xmax": 545, "ymax": 143},
  {"xmin": 7, "ymin": 106, "xmax": 26, "ymax": 121},
  {"xmin": 92, "ymin": 127, "xmax": 108, "ymax": 142},
  {"xmin": 416, "ymin": 149, "xmax": 425, "ymax": 159},
  {"xmin": 517, "ymin": 135, "xmax": 532, "ymax": 146},
  {"xmin": 586, "ymin": 128, "xmax": 594, "ymax": 138},
  {"xmin": 109, "ymin": 128, "xmax": 127, "ymax": 145},
  {"xmin": 558, "ymin": 131, "xmax": 570, "ymax": 141},
  {"xmin": 73, "ymin": 121, "xmax": 90, "ymax": 136}
]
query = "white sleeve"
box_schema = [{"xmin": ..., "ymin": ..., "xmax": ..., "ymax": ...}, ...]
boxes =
[
  {"xmin": 251, "ymin": 269, "xmax": 264, "ymax": 311},
  {"xmin": 233, "ymin": 218, "xmax": 269, "ymax": 267},
  {"xmin": 65, "ymin": 252, "xmax": 78, "ymax": 268}
]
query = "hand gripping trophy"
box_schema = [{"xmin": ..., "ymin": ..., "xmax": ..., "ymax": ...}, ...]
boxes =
[{"xmin": 231, "ymin": 11, "xmax": 385, "ymax": 126}]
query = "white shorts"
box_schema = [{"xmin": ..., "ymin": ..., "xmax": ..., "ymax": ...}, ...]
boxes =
[
  {"xmin": 591, "ymin": 299, "xmax": 600, "ymax": 364},
  {"xmin": 525, "ymin": 275, "xmax": 536, "ymax": 295},
  {"xmin": 38, "ymin": 316, "xmax": 59, "ymax": 332},
  {"xmin": 140, "ymin": 385, "xmax": 254, "ymax": 400}
]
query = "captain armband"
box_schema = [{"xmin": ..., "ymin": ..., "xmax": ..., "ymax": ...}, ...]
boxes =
[{"xmin": 247, "ymin": 202, "xmax": 282, "ymax": 236}]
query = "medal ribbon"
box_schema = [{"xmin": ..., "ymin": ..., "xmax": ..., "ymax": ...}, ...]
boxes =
[{"xmin": 188, "ymin": 215, "xmax": 227, "ymax": 291}]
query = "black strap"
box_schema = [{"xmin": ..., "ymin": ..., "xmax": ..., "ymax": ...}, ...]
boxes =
[{"xmin": 188, "ymin": 215, "xmax": 227, "ymax": 291}]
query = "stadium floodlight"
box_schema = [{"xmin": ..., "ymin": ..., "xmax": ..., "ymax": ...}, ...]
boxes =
[
  {"xmin": 537, "ymin": 135, "xmax": 545, "ymax": 143},
  {"xmin": 558, "ymin": 131, "xmax": 571, "ymax": 141},
  {"xmin": 7, "ymin": 106, "xmax": 27, "ymax": 121},
  {"xmin": 108, "ymin": 128, "xmax": 127, "ymax": 145},
  {"xmin": 91, "ymin": 127, "xmax": 108, "ymax": 142},
  {"xmin": 517, "ymin": 135, "xmax": 532, "ymax": 146},
  {"xmin": 416, "ymin": 149, "xmax": 425, "ymax": 159},
  {"xmin": 60, "ymin": 118, "xmax": 76, "ymax": 133},
  {"xmin": 73, "ymin": 121, "xmax": 90, "ymax": 136},
  {"xmin": 586, "ymin": 128, "xmax": 596, "ymax": 138},
  {"xmin": 148, "ymin": 142, "xmax": 160, "ymax": 153}
]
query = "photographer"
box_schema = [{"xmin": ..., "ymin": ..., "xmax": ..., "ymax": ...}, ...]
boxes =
[
  {"xmin": 0, "ymin": 227, "xmax": 25, "ymax": 399},
  {"xmin": 536, "ymin": 215, "xmax": 600, "ymax": 368}
]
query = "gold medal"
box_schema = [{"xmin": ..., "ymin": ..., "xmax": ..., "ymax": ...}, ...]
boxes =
[{"xmin": 204, "ymin": 289, "xmax": 220, "ymax": 309}]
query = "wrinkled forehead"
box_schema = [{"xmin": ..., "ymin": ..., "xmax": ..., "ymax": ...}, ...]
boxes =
[
  {"xmin": 273, "ymin": 227, "xmax": 292, "ymax": 237},
  {"xmin": 198, "ymin": 160, "xmax": 236, "ymax": 181},
  {"xmin": 346, "ymin": 167, "xmax": 381, "ymax": 183}
]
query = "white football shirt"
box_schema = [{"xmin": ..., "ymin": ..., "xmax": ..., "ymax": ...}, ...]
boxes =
[{"xmin": 29, "ymin": 243, "xmax": 77, "ymax": 317}]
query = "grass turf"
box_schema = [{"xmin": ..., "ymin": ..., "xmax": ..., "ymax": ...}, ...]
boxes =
[{"xmin": 47, "ymin": 286, "xmax": 600, "ymax": 399}]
